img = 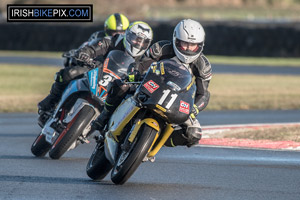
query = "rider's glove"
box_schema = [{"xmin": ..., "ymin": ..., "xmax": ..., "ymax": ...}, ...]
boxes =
[
  {"xmin": 77, "ymin": 52, "xmax": 90, "ymax": 62},
  {"xmin": 190, "ymin": 104, "xmax": 199, "ymax": 119},
  {"xmin": 127, "ymin": 70, "xmax": 141, "ymax": 82}
]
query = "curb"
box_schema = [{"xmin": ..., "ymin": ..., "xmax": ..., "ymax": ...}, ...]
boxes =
[
  {"xmin": 199, "ymin": 123, "xmax": 300, "ymax": 150},
  {"xmin": 199, "ymin": 138, "xmax": 300, "ymax": 150}
]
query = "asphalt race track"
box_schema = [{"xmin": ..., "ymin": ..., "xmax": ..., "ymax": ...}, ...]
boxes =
[
  {"xmin": 1, "ymin": 56, "xmax": 300, "ymax": 199},
  {"xmin": 0, "ymin": 113, "xmax": 300, "ymax": 200}
]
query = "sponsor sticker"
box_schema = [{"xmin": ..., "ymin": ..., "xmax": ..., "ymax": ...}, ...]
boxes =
[
  {"xmin": 143, "ymin": 80, "xmax": 159, "ymax": 93},
  {"xmin": 179, "ymin": 100, "xmax": 190, "ymax": 114},
  {"xmin": 167, "ymin": 81, "xmax": 181, "ymax": 91}
]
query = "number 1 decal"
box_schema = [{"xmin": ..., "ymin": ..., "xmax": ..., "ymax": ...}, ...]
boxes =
[{"xmin": 158, "ymin": 89, "xmax": 178, "ymax": 109}]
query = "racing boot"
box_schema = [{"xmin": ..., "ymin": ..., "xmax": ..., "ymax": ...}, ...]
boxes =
[
  {"xmin": 165, "ymin": 125, "xmax": 202, "ymax": 147},
  {"xmin": 92, "ymin": 79, "xmax": 130, "ymax": 140},
  {"xmin": 37, "ymin": 82, "xmax": 66, "ymax": 126},
  {"xmin": 91, "ymin": 102, "xmax": 116, "ymax": 137}
]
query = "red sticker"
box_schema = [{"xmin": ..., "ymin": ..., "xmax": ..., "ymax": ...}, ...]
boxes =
[
  {"xmin": 143, "ymin": 80, "xmax": 159, "ymax": 93},
  {"xmin": 179, "ymin": 100, "xmax": 190, "ymax": 114}
]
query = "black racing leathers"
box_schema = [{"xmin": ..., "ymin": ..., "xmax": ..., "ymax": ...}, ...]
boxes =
[
  {"xmin": 63, "ymin": 31, "xmax": 107, "ymax": 67},
  {"xmin": 91, "ymin": 39, "xmax": 212, "ymax": 147},
  {"xmin": 77, "ymin": 34, "xmax": 128, "ymax": 61},
  {"xmin": 87, "ymin": 31, "xmax": 106, "ymax": 43},
  {"xmin": 141, "ymin": 40, "xmax": 212, "ymax": 112},
  {"xmin": 142, "ymin": 40, "xmax": 212, "ymax": 147},
  {"xmin": 39, "ymin": 34, "xmax": 127, "ymax": 112}
]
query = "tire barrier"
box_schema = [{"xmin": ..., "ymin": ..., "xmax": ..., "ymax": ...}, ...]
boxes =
[{"xmin": 1, "ymin": 20, "xmax": 299, "ymax": 57}]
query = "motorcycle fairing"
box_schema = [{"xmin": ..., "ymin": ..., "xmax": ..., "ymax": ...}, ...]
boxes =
[
  {"xmin": 104, "ymin": 97, "xmax": 140, "ymax": 165},
  {"xmin": 88, "ymin": 68, "xmax": 99, "ymax": 96},
  {"xmin": 107, "ymin": 97, "xmax": 140, "ymax": 140},
  {"xmin": 135, "ymin": 60, "xmax": 196, "ymax": 124},
  {"xmin": 54, "ymin": 78, "xmax": 90, "ymax": 116}
]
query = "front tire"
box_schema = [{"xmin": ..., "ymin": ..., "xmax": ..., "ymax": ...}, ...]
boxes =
[
  {"xmin": 49, "ymin": 106, "xmax": 95, "ymax": 159},
  {"xmin": 86, "ymin": 142, "xmax": 113, "ymax": 180},
  {"xmin": 111, "ymin": 124, "xmax": 157, "ymax": 185},
  {"xmin": 31, "ymin": 133, "xmax": 52, "ymax": 157}
]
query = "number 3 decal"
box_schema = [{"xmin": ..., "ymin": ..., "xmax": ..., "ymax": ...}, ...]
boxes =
[
  {"xmin": 99, "ymin": 75, "xmax": 113, "ymax": 87},
  {"xmin": 158, "ymin": 89, "xmax": 178, "ymax": 109}
]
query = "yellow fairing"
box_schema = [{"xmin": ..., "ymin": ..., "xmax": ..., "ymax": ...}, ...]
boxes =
[
  {"xmin": 148, "ymin": 124, "xmax": 174, "ymax": 157},
  {"xmin": 128, "ymin": 118, "xmax": 160, "ymax": 143},
  {"xmin": 187, "ymin": 76, "xmax": 196, "ymax": 91}
]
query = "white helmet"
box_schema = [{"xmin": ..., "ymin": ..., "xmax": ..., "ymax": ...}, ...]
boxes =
[
  {"xmin": 173, "ymin": 19, "xmax": 205, "ymax": 64},
  {"xmin": 124, "ymin": 21, "xmax": 153, "ymax": 57}
]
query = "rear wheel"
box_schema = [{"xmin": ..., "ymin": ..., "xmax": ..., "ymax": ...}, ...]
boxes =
[
  {"xmin": 49, "ymin": 106, "xmax": 95, "ymax": 159},
  {"xmin": 86, "ymin": 141, "xmax": 113, "ymax": 180},
  {"xmin": 111, "ymin": 124, "xmax": 157, "ymax": 185},
  {"xmin": 31, "ymin": 133, "xmax": 52, "ymax": 157}
]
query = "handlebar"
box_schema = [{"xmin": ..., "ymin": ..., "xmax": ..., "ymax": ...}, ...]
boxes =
[
  {"xmin": 80, "ymin": 59, "xmax": 100, "ymax": 69},
  {"xmin": 62, "ymin": 49, "xmax": 101, "ymax": 69},
  {"xmin": 123, "ymin": 81, "xmax": 142, "ymax": 85}
]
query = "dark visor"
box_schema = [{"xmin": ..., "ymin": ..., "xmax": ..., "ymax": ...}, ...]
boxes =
[
  {"xmin": 175, "ymin": 39, "xmax": 203, "ymax": 56},
  {"xmin": 106, "ymin": 29, "xmax": 126, "ymax": 36}
]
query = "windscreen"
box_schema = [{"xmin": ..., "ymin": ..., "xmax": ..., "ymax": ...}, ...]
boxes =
[{"xmin": 103, "ymin": 50, "xmax": 135, "ymax": 78}]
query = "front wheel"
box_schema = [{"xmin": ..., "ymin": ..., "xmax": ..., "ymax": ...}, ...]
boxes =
[
  {"xmin": 86, "ymin": 142, "xmax": 113, "ymax": 180},
  {"xmin": 49, "ymin": 105, "xmax": 95, "ymax": 159},
  {"xmin": 111, "ymin": 124, "xmax": 157, "ymax": 185},
  {"xmin": 31, "ymin": 133, "xmax": 52, "ymax": 157}
]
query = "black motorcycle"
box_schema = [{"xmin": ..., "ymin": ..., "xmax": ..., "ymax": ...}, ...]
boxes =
[{"xmin": 86, "ymin": 58, "xmax": 196, "ymax": 184}]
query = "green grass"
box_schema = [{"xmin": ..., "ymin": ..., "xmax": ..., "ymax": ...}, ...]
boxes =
[
  {"xmin": 0, "ymin": 64, "xmax": 60, "ymax": 112},
  {"xmin": 207, "ymin": 55, "xmax": 300, "ymax": 67},
  {"xmin": 1, "ymin": 64, "xmax": 300, "ymax": 112},
  {"xmin": 207, "ymin": 74, "xmax": 300, "ymax": 110},
  {"xmin": 0, "ymin": 51, "xmax": 63, "ymax": 58}
]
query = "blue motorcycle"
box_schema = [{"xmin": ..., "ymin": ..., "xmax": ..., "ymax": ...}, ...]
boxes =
[{"xmin": 31, "ymin": 50, "xmax": 134, "ymax": 159}]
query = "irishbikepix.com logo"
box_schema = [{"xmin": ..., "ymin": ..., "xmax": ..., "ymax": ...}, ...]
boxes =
[{"xmin": 7, "ymin": 4, "xmax": 93, "ymax": 22}]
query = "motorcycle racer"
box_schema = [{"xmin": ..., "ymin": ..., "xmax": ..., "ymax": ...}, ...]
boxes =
[
  {"xmin": 63, "ymin": 13, "xmax": 130, "ymax": 67},
  {"xmin": 38, "ymin": 21, "xmax": 153, "ymax": 122},
  {"xmin": 93, "ymin": 19, "xmax": 212, "ymax": 147}
]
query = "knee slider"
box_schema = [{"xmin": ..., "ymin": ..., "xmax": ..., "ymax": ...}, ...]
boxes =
[
  {"xmin": 63, "ymin": 65, "xmax": 90, "ymax": 83},
  {"xmin": 185, "ymin": 127, "xmax": 202, "ymax": 146}
]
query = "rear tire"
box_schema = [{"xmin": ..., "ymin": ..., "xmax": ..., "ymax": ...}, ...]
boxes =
[
  {"xmin": 31, "ymin": 133, "xmax": 52, "ymax": 157},
  {"xmin": 49, "ymin": 106, "xmax": 95, "ymax": 159},
  {"xmin": 111, "ymin": 124, "xmax": 157, "ymax": 185},
  {"xmin": 86, "ymin": 142, "xmax": 113, "ymax": 180}
]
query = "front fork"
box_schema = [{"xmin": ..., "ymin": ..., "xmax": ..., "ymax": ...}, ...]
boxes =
[
  {"xmin": 41, "ymin": 98, "xmax": 99, "ymax": 145},
  {"xmin": 148, "ymin": 124, "xmax": 174, "ymax": 157},
  {"xmin": 122, "ymin": 118, "xmax": 175, "ymax": 160}
]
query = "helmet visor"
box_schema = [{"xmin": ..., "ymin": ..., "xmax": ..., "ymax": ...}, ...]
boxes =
[
  {"xmin": 175, "ymin": 39, "xmax": 203, "ymax": 56},
  {"xmin": 106, "ymin": 29, "xmax": 126, "ymax": 36},
  {"xmin": 126, "ymin": 32, "xmax": 151, "ymax": 51}
]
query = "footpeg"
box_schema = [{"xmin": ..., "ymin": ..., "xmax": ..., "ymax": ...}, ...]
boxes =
[
  {"xmin": 78, "ymin": 136, "xmax": 90, "ymax": 144},
  {"xmin": 143, "ymin": 156, "xmax": 155, "ymax": 163},
  {"xmin": 94, "ymin": 135, "xmax": 104, "ymax": 143}
]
